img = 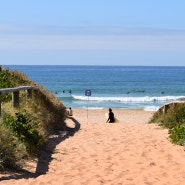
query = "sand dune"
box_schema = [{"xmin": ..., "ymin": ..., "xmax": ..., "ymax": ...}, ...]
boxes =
[{"xmin": 1, "ymin": 109, "xmax": 185, "ymax": 185}]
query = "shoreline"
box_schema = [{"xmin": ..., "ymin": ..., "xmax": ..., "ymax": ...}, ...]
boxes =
[
  {"xmin": 70, "ymin": 108, "xmax": 155, "ymax": 124},
  {"xmin": 63, "ymin": 105, "xmax": 160, "ymax": 112}
]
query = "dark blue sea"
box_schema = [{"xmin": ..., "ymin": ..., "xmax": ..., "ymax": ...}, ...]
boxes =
[{"xmin": 5, "ymin": 65, "xmax": 185, "ymax": 111}]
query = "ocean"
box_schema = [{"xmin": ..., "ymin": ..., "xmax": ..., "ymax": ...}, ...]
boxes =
[{"xmin": 5, "ymin": 65, "xmax": 185, "ymax": 111}]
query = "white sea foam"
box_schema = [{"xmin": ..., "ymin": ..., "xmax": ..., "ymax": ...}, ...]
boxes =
[
  {"xmin": 72, "ymin": 95, "xmax": 185, "ymax": 103},
  {"xmin": 86, "ymin": 107, "xmax": 104, "ymax": 109},
  {"xmin": 144, "ymin": 106, "xmax": 160, "ymax": 111}
]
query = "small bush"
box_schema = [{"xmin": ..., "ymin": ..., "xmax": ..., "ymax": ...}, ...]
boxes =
[
  {"xmin": 3, "ymin": 111, "xmax": 45, "ymax": 153},
  {"xmin": 169, "ymin": 125, "xmax": 185, "ymax": 146},
  {"xmin": 0, "ymin": 68, "xmax": 35, "ymax": 102}
]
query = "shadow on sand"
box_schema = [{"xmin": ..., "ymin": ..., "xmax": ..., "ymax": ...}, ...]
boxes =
[{"xmin": 0, "ymin": 117, "xmax": 80, "ymax": 181}]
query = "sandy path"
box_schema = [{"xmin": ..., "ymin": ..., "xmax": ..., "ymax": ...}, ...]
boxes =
[{"xmin": 1, "ymin": 109, "xmax": 185, "ymax": 185}]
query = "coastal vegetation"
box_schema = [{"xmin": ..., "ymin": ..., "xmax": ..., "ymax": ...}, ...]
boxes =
[
  {"xmin": 150, "ymin": 103, "xmax": 185, "ymax": 146},
  {"xmin": 0, "ymin": 66, "xmax": 67, "ymax": 170}
]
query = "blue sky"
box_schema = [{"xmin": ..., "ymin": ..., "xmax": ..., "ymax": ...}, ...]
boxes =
[{"xmin": 0, "ymin": 0, "xmax": 185, "ymax": 66}]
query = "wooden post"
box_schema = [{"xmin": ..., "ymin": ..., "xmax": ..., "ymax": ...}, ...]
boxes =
[
  {"xmin": 0, "ymin": 93, "xmax": 1, "ymax": 116},
  {"xmin": 173, "ymin": 102, "xmax": 177, "ymax": 109},
  {"xmin": 0, "ymin": 86, "xmax": 37, "ymax": 114},
  {"xmin": 12, "ymin": 91, "xmax": 19, "ymax": 107},
  {"xmin": 0, "ymin": 101, "xmax": 1, "ymax": 117},
  {"xmin": 27, "ymin": 89, "xmax": 32, "ymax": 99}
]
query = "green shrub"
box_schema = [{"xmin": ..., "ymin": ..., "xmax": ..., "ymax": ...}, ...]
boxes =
[
  {"xmin": 169, "ymin": 125, "xmax": 185, "ymax": 146},
  {"xmin": 3, "ymin": 111, "xmax": 44, "ymax": 153},
  {"xmin": 0, "ymin": 70, "xmax": 14, "ymax": 102}
]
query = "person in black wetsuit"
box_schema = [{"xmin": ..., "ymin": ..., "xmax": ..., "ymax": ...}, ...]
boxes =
[{"xmin": 106, "ymin": 108, "xmax": 115, "ymax": 123}]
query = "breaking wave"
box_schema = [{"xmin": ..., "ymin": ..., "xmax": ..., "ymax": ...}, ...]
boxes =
[{"xmin": 72, "ymin": 95, "xmax": 185, "ymax": 103}]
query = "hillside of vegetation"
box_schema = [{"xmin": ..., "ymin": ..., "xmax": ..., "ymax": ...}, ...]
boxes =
[
  {"xmin": 0, "ymin": 65, "xmax": 67, "ymax": 171},
  {"xmin": 150, "ymin": 102, "xmax": 185, "ymax": 146}
]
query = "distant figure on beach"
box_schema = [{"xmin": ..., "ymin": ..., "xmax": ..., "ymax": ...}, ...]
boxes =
[
  {"xmin": 106, "ymin": 108, "xmax": 115, "ymax": 123},
  {"xmin": 67, "ymin": 107, "xmax": 73, "ymax": 116}
]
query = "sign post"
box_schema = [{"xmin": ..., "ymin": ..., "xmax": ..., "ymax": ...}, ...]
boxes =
[{"xmin": 85, "ymin": 90, "xmax": 91, "ymax": 120}]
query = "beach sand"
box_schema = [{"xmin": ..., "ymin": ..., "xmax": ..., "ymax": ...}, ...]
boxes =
[{"xmin": 1, "ymin": 109, "xmax": 185, "ymax": 185}]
